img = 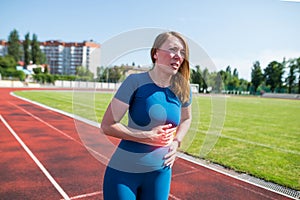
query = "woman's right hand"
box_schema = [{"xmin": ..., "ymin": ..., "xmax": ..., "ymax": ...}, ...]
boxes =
[{"xmin": 143, "ymin": 124, "xmax": 177, "ymax": 146}]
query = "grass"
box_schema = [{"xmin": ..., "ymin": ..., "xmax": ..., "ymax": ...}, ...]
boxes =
[{"xmin": 14, "ymin": 90, "xmax": 300, "ymax": 190}]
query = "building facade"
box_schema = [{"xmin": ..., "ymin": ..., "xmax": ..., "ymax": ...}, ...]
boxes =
[{"xmin": 0, "ymin": 39, "xmax": 100, "ymax": 76}]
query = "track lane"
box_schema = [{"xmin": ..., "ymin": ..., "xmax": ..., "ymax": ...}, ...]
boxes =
[
  {"xmin": 1, "ymin": 99, "xmax": 104, "ymax": 199},
  {"xmin": 0, "ymin": 116, "xmax": 63, "ymax": 200}
]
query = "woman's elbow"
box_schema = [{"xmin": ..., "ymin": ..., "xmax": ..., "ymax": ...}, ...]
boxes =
[{"xmin": 100, "ymin": 122, "xmax": 111, "ymax": 136}]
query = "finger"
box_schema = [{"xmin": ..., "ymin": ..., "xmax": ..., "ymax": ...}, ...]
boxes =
[
  {"xmin": 164, "ymin": 149, "xmax": 176, "ymax": 159},
  {"xmin": 161, "ymin": 124, "xmax": 173, "ymax": 130},
  {"xmin": 164, "ymin": 155, "xmax": 176, "ymax": 167},
  {"xmin": 165, "ymin": 127, "xmax": 177, "ymax": 134}
]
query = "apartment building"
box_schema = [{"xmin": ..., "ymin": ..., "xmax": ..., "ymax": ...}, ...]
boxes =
[
  {"xmin": 40, "ymin": 40, "xmax": 100, "ymax": 75},
  {"xmin": 0, "ymin": 39, "xmax": 100, "ymax": 76}
]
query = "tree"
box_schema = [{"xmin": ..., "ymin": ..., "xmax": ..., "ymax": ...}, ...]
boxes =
[
  {"xmin": 226, "ymin": 66, "xmax": 231, "ymax": 75},
  {"xmin": 190, "ymin": 65, "xmax": 211, "ymax": 93},
  {"xmin": 222, "ymin": 66, "xmax": 231, "ymax": 90},
  {"xmin": 190, "ymin": 65, "xmax": 202, "ymax": 92},
  {"xmin": 31, "ymin": 34, "xmax": 44, "ymax": 64},
  {"xmin": 214, "ymin": 71, "xmax": 224, "ymax": 93},
  {"xmin": 285, "ymin": 58, "xmax": 297, "ymax": 93},
  {"xmin": 222, "ymin": 66, "xmax": 239, "ymax": 91},
  {"xmin": 202, "ymin": 68, "xmax": 209, "ymax": 92},
  {"xmin": 264, "ymin": 61, "xmax": 284, "ymax": 92},
  {"xmin": 239, "ymin": 78, "xmax": 250, "ymax": 92},
  {"xmin": 108, "ymin": 66, "xmax": 123, "ymax": 82},
  {"xmin": 295, "ymin": 57, "xmax": 300, "ymax": 94},
  {"xmin": 233, "ymin": 68, "xmax": 239, "ymax": 78},
  {"xmin": 75, "ymin": 66, "xmax": 94, "ymax": 81},
  {"xmin": 23, "ymin": 32, "xmax": 31, "ymax": 66},
  {"xmin": 7, "ymin": 29, "xmax": 21, "ymax": 62},
  {"xmin": 33, "ymin": 67, "xmax": 43, "ymax": 74},
  {"xmin": 0, "ymin": 55, "xmax": 17, "ymax": 69},
  {"xmin": 251, "ymin": 61, "xmax": 263, "ymax": 94}
]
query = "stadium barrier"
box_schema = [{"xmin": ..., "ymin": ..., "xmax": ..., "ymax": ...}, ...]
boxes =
[
  {"xmin": 262, "ymin": 93, "xmax": 300, "ymax": 100},
  {"xmin": 0, "ymin": 80, "xmax": 121, "ymax": 90},
  {"xmin": 1, "ymin": 80, "xmax": 200, "ymax": 93}
]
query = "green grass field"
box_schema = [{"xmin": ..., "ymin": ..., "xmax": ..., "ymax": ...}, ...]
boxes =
[{"xmin": 14, "ymin": 90, "xmax": 300, "ymax": 190}]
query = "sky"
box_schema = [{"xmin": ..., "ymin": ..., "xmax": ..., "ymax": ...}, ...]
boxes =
[{"xmin": 1, "ymin": 0, "xmax": 300, "ymax": 80}]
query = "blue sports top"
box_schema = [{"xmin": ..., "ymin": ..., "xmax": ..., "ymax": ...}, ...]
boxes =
[{"xmin": 108, "ymin": 72, "xmax": 192, "ymax": 172}]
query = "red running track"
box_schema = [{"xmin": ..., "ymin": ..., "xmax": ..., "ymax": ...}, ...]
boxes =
[{"xmin": 0, "ymin": 88, "xmax": 293, "ymax": 200}]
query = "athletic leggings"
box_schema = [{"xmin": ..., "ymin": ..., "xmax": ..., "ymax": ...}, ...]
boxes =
[{"xmin": 103, "ymin": 166, "xmax": 172, "ymax": 200}]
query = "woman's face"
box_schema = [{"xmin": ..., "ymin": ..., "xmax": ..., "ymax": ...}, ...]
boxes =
[{"xmin": 154, "ymin": 35, "xmax": 185, "ymax": 75}]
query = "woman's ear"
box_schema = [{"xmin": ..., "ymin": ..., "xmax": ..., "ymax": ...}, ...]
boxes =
[{"xmin": 153, "ymin": 52, "xmax": 158, "ymax": 60}]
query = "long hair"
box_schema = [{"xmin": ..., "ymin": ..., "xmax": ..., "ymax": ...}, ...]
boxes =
[{"xmin": 150, "ymin": 31, "xmax": 190, "ymax": 103}]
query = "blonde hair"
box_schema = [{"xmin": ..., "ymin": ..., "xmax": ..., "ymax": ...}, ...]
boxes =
[{"xmin": 150, "ymin": 31, "xmax": 190, "ymax": 103}]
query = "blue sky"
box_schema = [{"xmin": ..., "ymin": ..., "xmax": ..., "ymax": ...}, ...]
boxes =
[{"xmin": 1, "ymin": 0, "xmax": 300, "ymax": 80}]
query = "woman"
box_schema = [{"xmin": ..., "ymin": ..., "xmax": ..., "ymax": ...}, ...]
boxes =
[{"xmin": 101, "ymin": 31, "xmax": 192, "ymax": 200}]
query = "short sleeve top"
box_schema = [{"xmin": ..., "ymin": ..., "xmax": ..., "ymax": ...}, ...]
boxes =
[
  {"xmin": 109, "ymin": 72, "xmax": 192, "ymax": 172},
  {"xmin": 114, "ymin": 72, "xmax": 191, "ymax": 131}
]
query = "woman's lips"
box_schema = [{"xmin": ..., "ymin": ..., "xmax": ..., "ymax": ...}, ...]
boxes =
[{"xmin": 171, "ymin": 62, "xmax": 180, "ymax": 70}]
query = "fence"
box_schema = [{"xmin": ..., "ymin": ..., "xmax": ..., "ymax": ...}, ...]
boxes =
[
  {"xmin": 0, "ymin": 80, "xmax": 121, "ymax": 90},
  {"xmin": 1, "ymin": 80, "xmax": 200, "ymax": 93}
]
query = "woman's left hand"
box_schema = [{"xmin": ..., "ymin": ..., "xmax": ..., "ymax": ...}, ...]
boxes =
[{"xmin": 163, "ymin": 140, "xmax": 180, "ymax": 168}]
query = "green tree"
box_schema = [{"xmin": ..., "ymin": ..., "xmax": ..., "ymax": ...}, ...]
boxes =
[
  {"xmin": 75, "ymin": 66, "xmax": 94, "ymax": 81},
  {"xmin": 285, "ymin": 58, "xmax": 297, "ymax": 93},
  {"xmin": 227, "ymin": 76, "xmax": 239, "ymax": 91},
  {"xmin": 226, "ymin": 65, "xmax": 231, "ymax": 75},
  {"xmin": 108, "ymin": 66, "xmax": 123, "ymax": 82},
  {"xmin": 33, "ymin": 67, "xmax": 43, "ymax": 74},
  {"xmin": 223, "ymin": 66, "xmax": 231, "ymax": 90},
  {"xmin": 214, "ymin": 71, "xmax": 224, "ymax": 93},
  {"xmin": 23, "ymin": 32, "xmax": 31, "ymax": 66},
  {"xmin": 202, "ymin": 68, "xmax": 209, "ymax": 92},
  {"xmin": 7, "ymin": 29, "xmax": 21, "ymax": 62},
  {"xmin": 190, "ymin": 65, "xmax": 202, "ymax": 92},
  {"xmin": 222, "ymin": 66, "xmax": 239, "ymax": 91},
  {"xmin": 31, "ymin": 34, "xmax": 44, "ymax": 64},
  {"xmin": 97, "ymin": 66, "xmax": 107, "ymax": 81},
  {"xmin": 0, "ymin": 55, "xmax": 17, "ymax": 69},
  {"xmin": 233, "ymin": 68, "xmax": 239, "ymax": 78},
  {"xmin": 251, "ymin": 61, "xmax": 263, "ymax": 94},
  {"xmin": 239, "ymin": 78, "xmax": 250, "ymax": 92},
  {"xmin": 264, "ymin": 61, "xmax": 284, "ymax": 92},
  {"xmin": 295, "ymin": 57, "xmax": 300, "ymax": 94},
  {"xmin": 190, "ymin": 65, "xmax": 211, "ymax": 93}
]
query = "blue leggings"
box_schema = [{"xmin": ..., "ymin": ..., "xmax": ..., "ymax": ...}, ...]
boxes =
[{"xmin": 103, "ymin": 166, "xmax": 171, "ymax": 200}]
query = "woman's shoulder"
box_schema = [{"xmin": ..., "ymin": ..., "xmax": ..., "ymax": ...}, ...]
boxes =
[
  {"xmin": 126, "ymin": 72, "xmax": 150, "ymax": 84},
  {"xmin": 127, "ymin": 72, "xmax": 149, "ymax": 79}
]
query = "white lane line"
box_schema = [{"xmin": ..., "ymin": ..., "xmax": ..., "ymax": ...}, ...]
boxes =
[
  {"xmin": 169, "ymin": 193, "xmax": 181, "ymax": 200},
  {"xmin": 176, "ymin": 152, "xmax": 297, "ymax": 200},
  {"xmin": 8, "ymin": 101, "xmax": 109, "ymax": 162},
  {"xmin": 0, "ymin": 115, "xmax": 71, "ymax": 200},
  {"xmin": 172, "ymin": 168, "xmax": 201, "ymax": 178}
]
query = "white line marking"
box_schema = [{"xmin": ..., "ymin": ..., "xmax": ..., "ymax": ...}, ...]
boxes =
[
  {"xmin": 172, "ymin": 168, "xmax": 200, "ymax": 178},
  {"xmin": 8, "ymin": 101, "xmax": 109, "ymax": 162},
  {"xmin": 176, "ymin": 152, "xmax": 297, "ymax": 200},
  {"xmin": 169, "ymin": 193, "xmax": 181, "ymax": 200},
  {"xmin": 0, "ymin": 115, "xmax": 71, "ymax": 200}
]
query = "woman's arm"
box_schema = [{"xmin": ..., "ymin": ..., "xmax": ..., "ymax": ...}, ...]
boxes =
[
  {"xmin": 174, "ymin": 105, "xmax": 192, "ymax": 143},
  {"xmin": 163, "ymin": 104, "xmax": 192, "ymax": 167},
  {"xmin": 101, "ymin": 97, "xmax": 175, "ymax": 146}
]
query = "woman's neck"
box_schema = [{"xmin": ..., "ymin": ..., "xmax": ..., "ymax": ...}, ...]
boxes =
[{"xmin": 149, "ymin": 67, "xmax": 172, "ymax": 88}]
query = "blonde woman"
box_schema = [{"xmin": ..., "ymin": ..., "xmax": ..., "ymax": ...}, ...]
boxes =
[{"xmin": 101, "ymin": 31, "xmax": 192, "ymax": 200}]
